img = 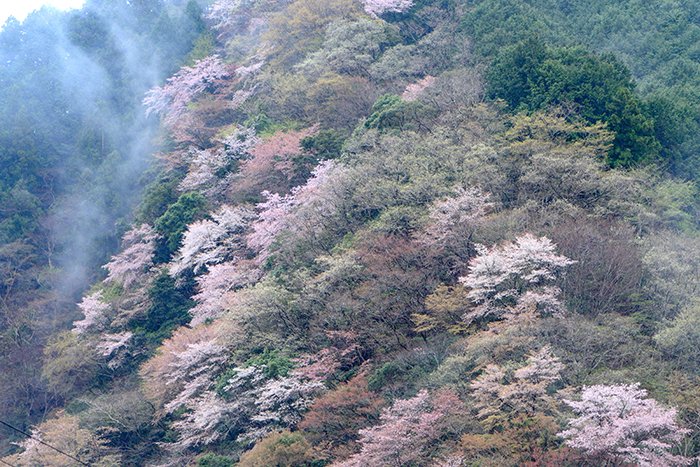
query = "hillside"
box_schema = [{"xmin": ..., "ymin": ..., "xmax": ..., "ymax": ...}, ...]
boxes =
[{"xmin": 1, "ymin": 0, "xmax": 700, "ymax": 466}]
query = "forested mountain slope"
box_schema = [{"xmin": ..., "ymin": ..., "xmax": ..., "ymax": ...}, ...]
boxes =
[{"xmin": 2, "ymin": 0, "xmax": 699, "ymax": 466}]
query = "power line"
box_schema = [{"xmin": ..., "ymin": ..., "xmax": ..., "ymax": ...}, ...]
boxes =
[
  {"xmin": 0, "ymin": 419, "xmax": 89, "ymax": 466},
  {"xmin": 0, "ymin": 458, "xmax": 17, "ymax": 467}
]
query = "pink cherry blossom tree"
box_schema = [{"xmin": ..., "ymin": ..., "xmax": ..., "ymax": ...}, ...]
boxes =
[
  {"xmin": 459, "ymin": 234, "xmax": 575, "ymax": 326},
  {"xmin": 230, "ymin": 127, "xmax": 317, "ymax": 198},
  {"xmin": 189, "ymin": 259, "xmax": 262, "ymax": 326},
  {"xmin": 246, "ymin": 191, "xmax": 296, "ymax": 264},
  {"xmin": 169, "ymin": 205, "xmax": 254, "ymax": 276},
  {"xmin": 72, "ymin": 291, "xmax": 111, "ymax": 334},
  {"xmin": 402, "ymin": 75, "xmax": 436, "ymax": 102},
  {"xmin": 362, "ymin": 0, "xmax": 414, "ymax": 17},
  {"xmin": 246, "ymin": 161, "xmax": 346, "ymax": 263},
  {"xmin": 103, "ymin": 224, "xmax": 157, "ymax": 288},
  {"xmin": 559, "ymin": 383, "xmax": 691, "ymax": 467},
  {"xmin": 143, "ymin": 55, "xmax": 232, "ymax": 128},
  {"xmin": 336, "ymin": 389, "xmax": 461, "ymax": 466}
]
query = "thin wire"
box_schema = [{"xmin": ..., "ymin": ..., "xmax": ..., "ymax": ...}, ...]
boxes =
[
  {"xmin": 0, "ymin": 458, "xmax": 17, "ymax": 467},
  {"xmin": 0, "ymin": 419, "xmax": 89, "ymax": 466}
]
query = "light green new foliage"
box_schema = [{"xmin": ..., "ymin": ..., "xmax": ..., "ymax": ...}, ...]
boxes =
[{"xmin": 656, "ymin": 304, "xmax": 700, "ymax": 372}]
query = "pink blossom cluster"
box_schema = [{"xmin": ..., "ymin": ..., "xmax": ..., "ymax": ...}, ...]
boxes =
[
  {"xmin": 336, "ymin": 389, "xmax": 460, "ymax": 466},
  {"xmin": 246, "ymin": 160, "xmax": 342, "ymax": 262},
  {"xmin": 559, "ymin": 383, "xmax": 691, "ymax": 466},
  {"xmin": 72, "ymin": 291, "xmax": 111, "ymax": 335},
  {"xmin": 103, "ymin": 224, "xmax": 157, "ymax": 288},
  {"xmin": 459, "ymin": 234, "xmax": 575, "ymax": 325},
  {"xmin": 362, "ymin": 0, "xmax": 414, "ymax": 17},
  {"xmin": 169, "ymin": 205, "xmax": 254, "ymax": 276},
  {"xmin": 143, "ymin": 55, "xmax": 232, "ymax": 127},
  {"xmin": 402, "ymin": 75, "xmax": 436, "ymax": 102}
]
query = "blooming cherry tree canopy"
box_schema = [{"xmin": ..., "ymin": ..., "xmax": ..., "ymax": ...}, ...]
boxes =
[{"xmin": 559, "ymin": 383, "xmax": 691, "ymax": 467}]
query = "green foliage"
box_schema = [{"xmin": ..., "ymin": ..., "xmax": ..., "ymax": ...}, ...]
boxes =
[
  {"xmin": 0, "ymin": 183, "xmax": 42, "ymax": 243},
  {"xmin": 367, "ymin": 345, "xmax": 446, "ymax": 395},
  {"xmin": 365, "ymin": 94, "xmax": 409, "ymax": 131},
  {"xmin": 42, "ymin": 332, "xmax": 100, "ymax": 399},
  {"xmin": 244, "ymin": 113, "xmax": 277, "ymax": 135},
  {"xmin": 186, "ymin": 32, "xmax": 216, "ymax": 65},
  {"xmin": 301, "ymin": 129, "xmax": 345, "ymax": 160},
  {"xmin": 196, "ymin": 453, "xmax": 235, "ymax": 467},
  {"xmin": 97, "ymin": 282, "xmax": 124, "ymax": 302},
  {"xmin": 465, "ymin": 0, "xmax": 700, "ymax": 178},
  {"xmin": 265, "ymin": 0, "xmax": 364, "ymax": 68},
  {"xmin": 137, "ymin": 169, "xmax": 183, "ymax": 224},
  {"xmin": 486, "ymin": 36, "xmax": 547, "ymax": 110},
  {"xmin": 369, "ymin": 205, "xmax": 422, "ymax": 237},
  {"xmin": 214, "ymin": 368, "xmax": 239, "ymax": 398},
  {"xmin": 133, "ymin": 271, "xmax": 194, "ymax": 340},
  {"xmin": 154, "ymin": 192, "xmax": 207, "ymax": 262},
  {"xmin": 656, "ymin": 304, "xmax": 700, "ymax": 373},
  {"xmin": 488, "ymin": 39, "xmax": 660, "ymax": 167},
  {"xmin": 246, "ymin": 349, "xmax": 295, "ymax": 379}
]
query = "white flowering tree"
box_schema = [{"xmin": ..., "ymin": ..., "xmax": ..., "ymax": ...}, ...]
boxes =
[
  {"xmin": 418, "ymin": 187, "xmax": 493, "ymax": 253},
  {"xmin": 180, "ymin": 127, "xmax": 258, "ymax": 192},
  {"xmin": 459, "ymin": 234, "xmax": 575, "ymax": 326},
  {"xmin": 72, "ymin": 291, "xmax": 111, "ymax": 334},
  {"xmin": 143, "ymin": 55, "xmax": 232, "ymax": 127},
  {"xmin": 103, "ymin": 224, "xmax": 157, "ymax": 288},
  {"xmin": 170, "ymin": 205, "xmax": 254, "ymax": 276},
  {"xmin": 168, "ymin": 364, "xmax": 324, "ymax": 450},
  {"xmin": 559, "ymin": 383, "xmax": 691, "ymax": 467},
  {"xmin": 362, "ymin": 0, "xmax": 413, "ymax": 17}
]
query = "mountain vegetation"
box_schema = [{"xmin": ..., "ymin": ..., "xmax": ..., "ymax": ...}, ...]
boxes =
[{"xmin": 1, "ymin": 0, "xmax": 699, "ymax": 465}]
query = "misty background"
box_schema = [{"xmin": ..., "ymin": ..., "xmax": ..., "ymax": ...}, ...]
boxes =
[{"xmin": 0, "ymin": 0, "xmax": 208, "ymax": 452}]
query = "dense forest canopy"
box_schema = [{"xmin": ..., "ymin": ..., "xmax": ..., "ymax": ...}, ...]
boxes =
[{"xmin": 1, "ymin": 0, "xmax": 699, "ymax": 465}]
